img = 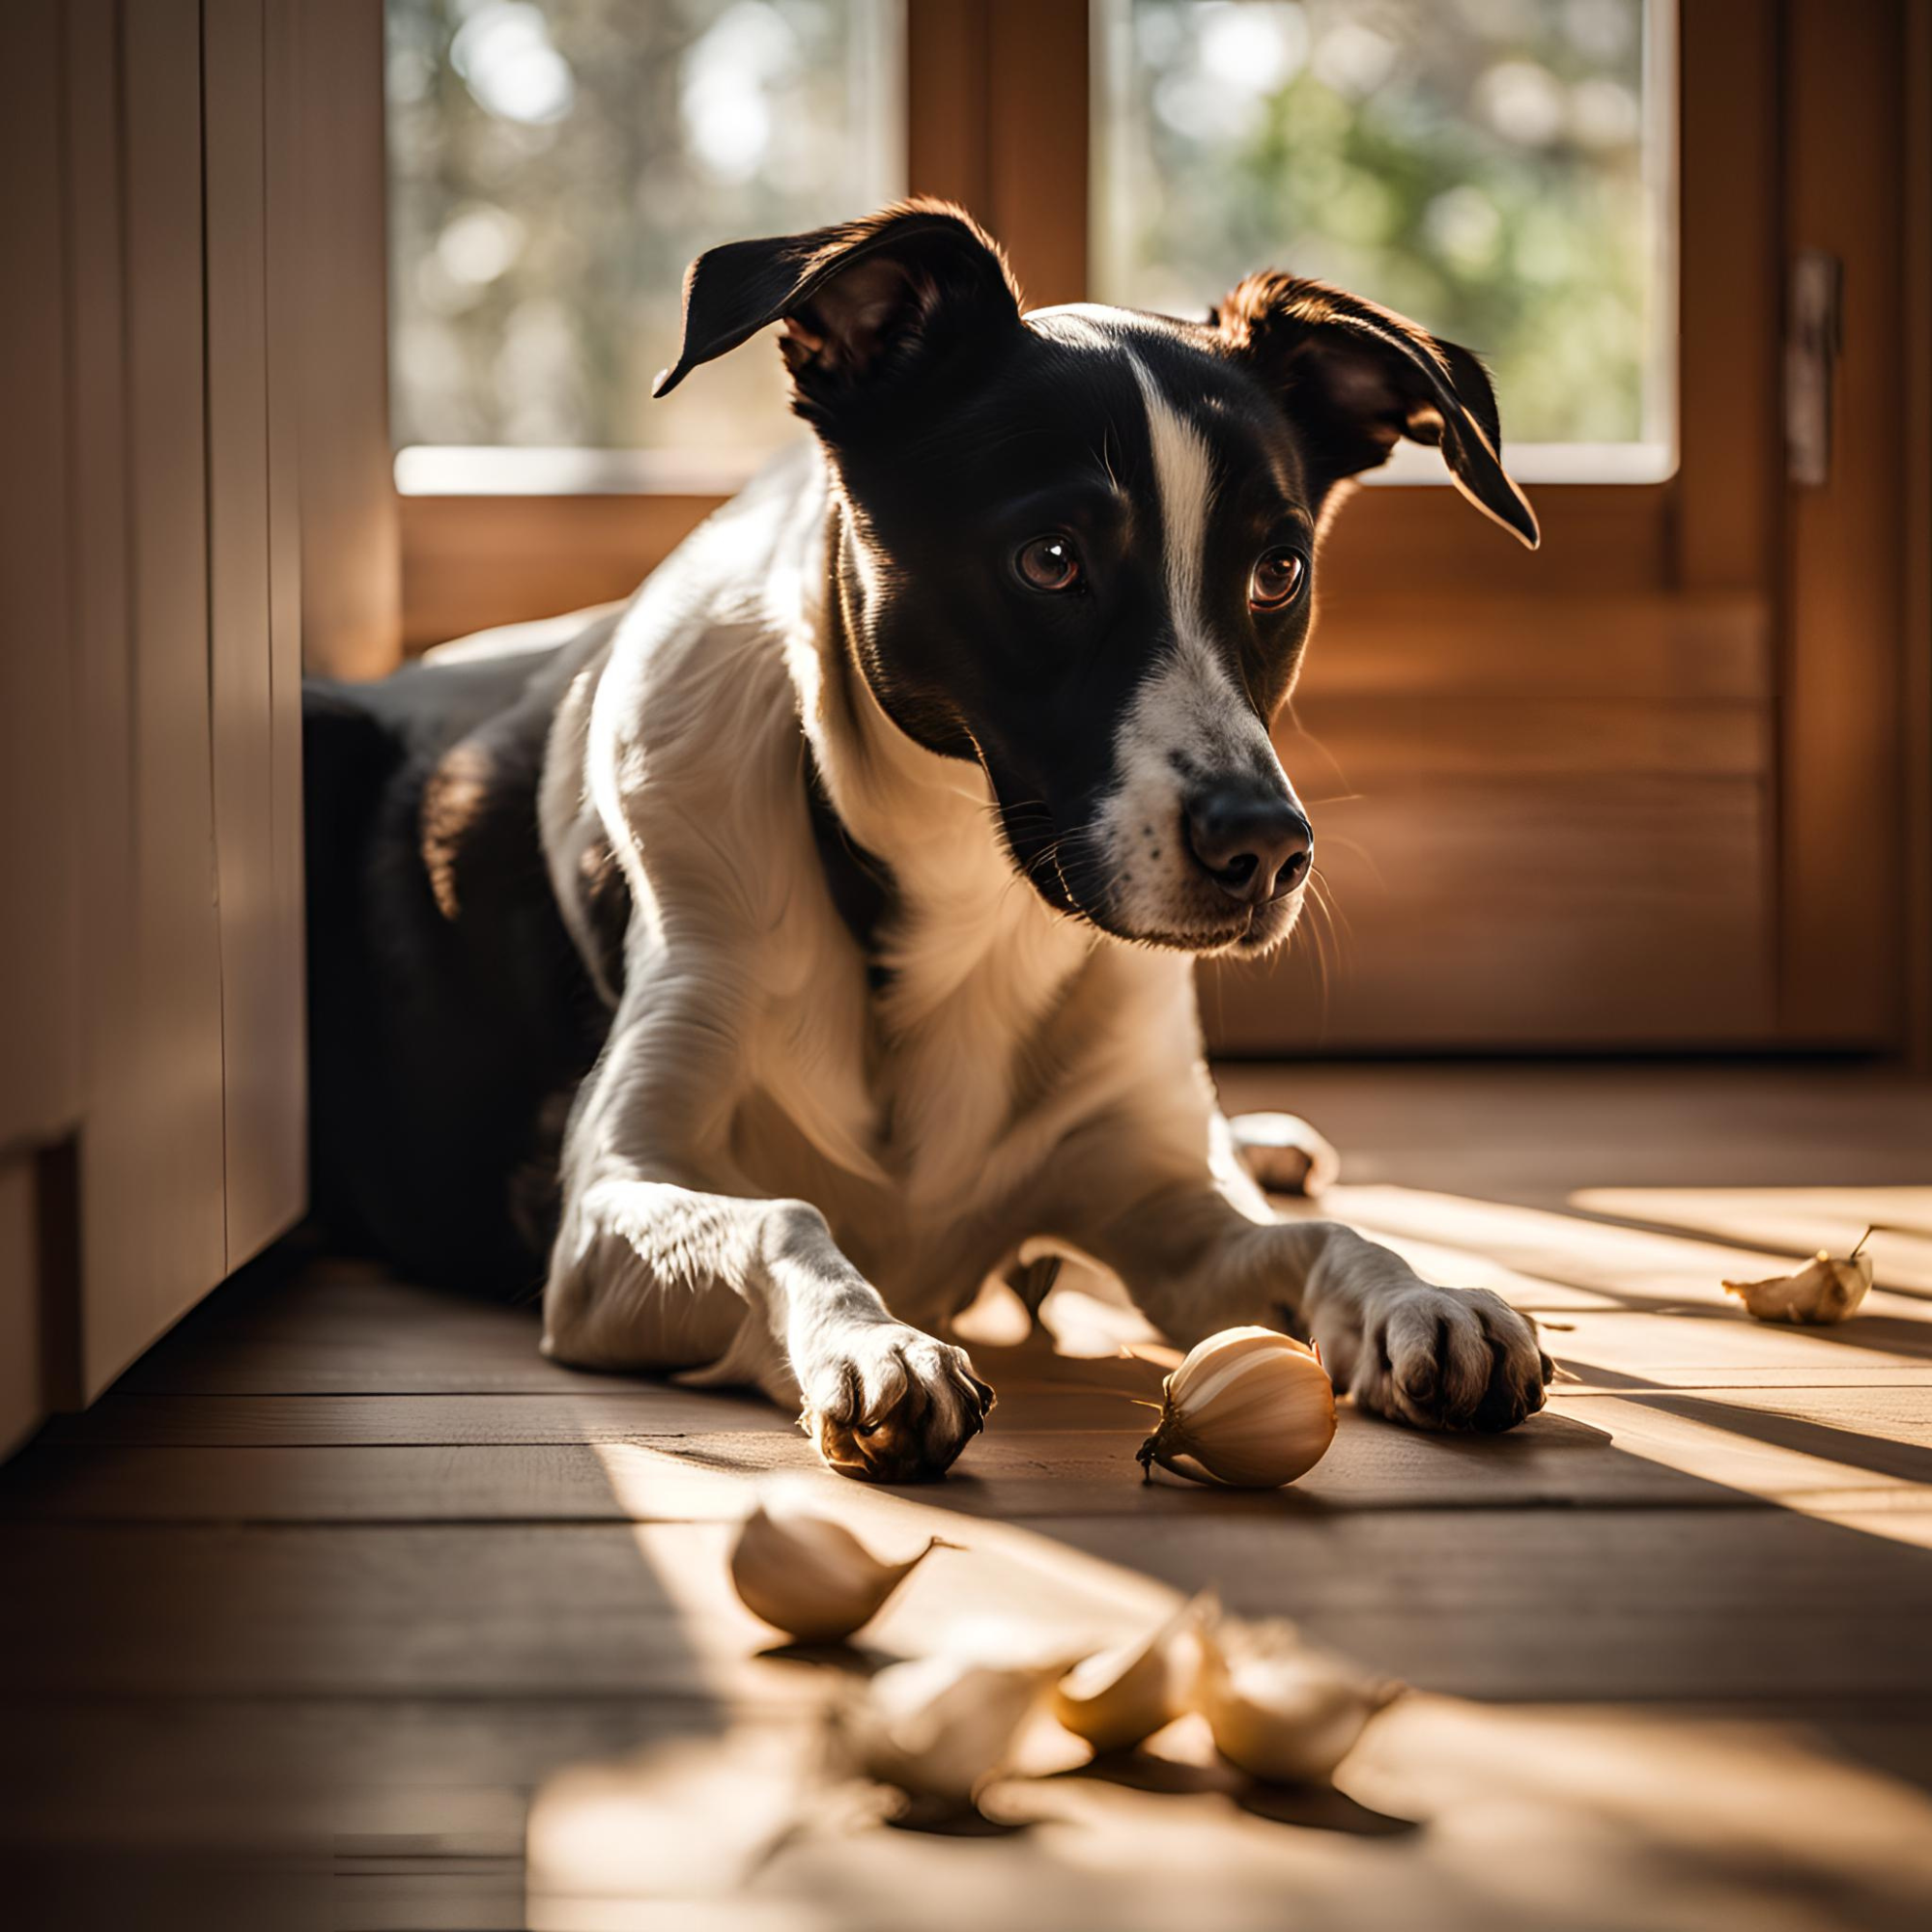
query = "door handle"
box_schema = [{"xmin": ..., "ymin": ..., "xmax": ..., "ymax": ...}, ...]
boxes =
[{"xmin": 1785, "ymin": 249, "xmax": 1843, "ymax": 488}]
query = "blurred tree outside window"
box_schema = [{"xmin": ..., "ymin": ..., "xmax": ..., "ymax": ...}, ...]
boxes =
[
  {"xmin": 386, "ymin": 0, "xmax": 903, "ymax": 478},
  {"xmin": 387, "ymin": 1, "xmax": 1671, "ymax": 486},
  {"xmin": 1094, "ymin": 0, "xmax": 1675, "ymax": 478}
]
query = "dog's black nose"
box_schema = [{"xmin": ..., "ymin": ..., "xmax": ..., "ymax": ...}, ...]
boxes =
[{"xmin": 1183, "ymin": 790, "xmax": 1312, "ymax": 905}]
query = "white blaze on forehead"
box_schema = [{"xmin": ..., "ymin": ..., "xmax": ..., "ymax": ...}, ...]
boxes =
[{"xmin": 1125, "ymin": 351, "xmax": 1215, "ymax": 650}]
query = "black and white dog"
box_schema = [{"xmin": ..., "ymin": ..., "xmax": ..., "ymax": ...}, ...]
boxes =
[{"xmin": 306, "ymin": 201, "xmax": 1551, "ymax": 1480}]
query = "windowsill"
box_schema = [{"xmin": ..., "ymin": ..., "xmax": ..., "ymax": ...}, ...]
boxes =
[
  {"xmin": 395, "ymin": 439, "xmax": 1679, "ymax": 499},
  {"xmin": 393, "ymin": 445, "xmax": 774, "ymax": 497}
]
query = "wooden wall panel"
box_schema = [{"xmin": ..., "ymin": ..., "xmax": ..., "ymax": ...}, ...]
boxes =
[
  {"xmin": 99, "ymin": 0, "xmax": 230, "ymax": 1393},
  {"xmin": 264, "ymin": 0, "xmax": 312, "ymax": 1233},
  {"xmin": 206, "ymin": 0, "xmax": 306, "ymax": 1266},
  {"xmin": 0, "ymin": 1162, "xmax": 40, "ymax": 1460},
  {"xmin": 0, "ymin": 0, "xmax": 83, "ymax": 1157}
]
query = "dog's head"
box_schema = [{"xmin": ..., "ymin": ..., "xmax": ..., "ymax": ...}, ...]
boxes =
[{"xmin": 657, "ymin": 200, "xmax": 1536, "ymax": 955}]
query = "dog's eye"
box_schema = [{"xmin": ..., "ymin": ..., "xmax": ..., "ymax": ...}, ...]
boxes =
[
  {"xmin": 1249, "ymin": 548, "xmax": 1307, "ymax": 611},
  {"xmin": 1015, "ymin": 535, "xmax": 1083, "ymax": 593}
]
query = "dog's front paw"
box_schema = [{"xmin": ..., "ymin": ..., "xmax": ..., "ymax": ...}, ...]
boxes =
[
  {"xmin": 799, "ymin": 1321, "xmax": 995, "ymax": 1482},
  {"xmin": 1332, "ymin": 1285, "xmax": 1551, "ymax": 1434}
]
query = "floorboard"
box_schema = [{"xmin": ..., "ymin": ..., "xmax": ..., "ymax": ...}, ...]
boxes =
[{"xmin": 6, "ymin": 1063, "xmax": 1931, "ymax": 1929}]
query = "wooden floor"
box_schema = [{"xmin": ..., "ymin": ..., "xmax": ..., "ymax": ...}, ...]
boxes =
[{"xmin": 4, "ymin": 1064, "xmax": 1932, "ymax": 1930}]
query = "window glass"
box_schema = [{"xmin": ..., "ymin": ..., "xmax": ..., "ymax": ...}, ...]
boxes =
[
  {"xmin": 386, "ymin": 0, "xmax": 903, "ymax": 473},
  {"xmin": 1093, "ymin": 0, "xmax": 1675, "ymax": 477}
]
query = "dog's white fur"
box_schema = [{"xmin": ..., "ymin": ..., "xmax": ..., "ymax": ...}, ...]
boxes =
[{"xmin": 533, "ymin": 380, "xmax": 1543, "ymax": 1468}]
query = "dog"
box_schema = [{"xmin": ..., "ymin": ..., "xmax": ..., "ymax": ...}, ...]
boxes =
[{"xmin": 304, "ymin": 200, "xmax": 1551, "ymax": 1481}]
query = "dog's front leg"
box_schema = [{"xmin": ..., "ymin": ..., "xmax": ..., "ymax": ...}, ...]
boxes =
[
  {"xmin": 542, "ymin": 1006, "xmax": 991, "ymax": 1481},
  {"xmin": 1077, "ymin": 1169, "xmax": 1551, "ymax": 1434}
]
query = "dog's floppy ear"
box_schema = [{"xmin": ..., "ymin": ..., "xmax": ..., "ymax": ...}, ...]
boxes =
[
  {"xmin": 1212, "ymin": 271, "xmax": 1538, "ymax": 549},
  {"xmin": 653, "ymin": 198, "xmax": 1023, "ymax": 431}
]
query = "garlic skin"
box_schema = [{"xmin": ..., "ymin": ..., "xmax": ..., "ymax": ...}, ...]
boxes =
[
  {"xmin": 833, "ymin": 1655, "xmax": 1062, "ymax": 1809},
  {"xmin": 1137, "ymin": 1326, "xmax": 1336, "ymax": 1488},
  {"xmin": 1052, "ymin": 1597, "xmax": 1203, "ymax": 1754},
  {"xmin": 1230, "ymin": 1112, "xmax": 1340, "ymax": 1198},
  {"xmin": 1194, "ymin": 1617, "xmax": 1400, "ymax": 1784},
  {"xmin": 727, "ymin": 1501, "xmax": 949, "ymax": 1642},
  {"xmin": 1723, "ymin": 1245, "xmax": 1874, "ymax": 1325}
]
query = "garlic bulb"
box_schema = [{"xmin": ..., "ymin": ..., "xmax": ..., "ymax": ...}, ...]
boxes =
[
  {"xmin": 1051, "ymin": 1597, "xmax": 1204, "ymax": 1754},
  {"xmin": 1231, "ymin": 1112, "xmax": 1340, "ymax": 1198},
  {"xmin": 1194, "ymin": 1616, "xmax": 1400, "ymax": 1784},
  {"xmin": 1724, "ymin": 1235, "xmax": 1874, "ymax": 1325},
  {"xmin": 832, "ymin": 1654, "xmax": 1063, "ymax": 1809},
  {"xmin": 1136, "ymin": 1326, "xmax": 1336, "ymax": 1488},
  {"xmin": 728, "ymin": 1500, "xmax": 952, "ymax": 1642}
]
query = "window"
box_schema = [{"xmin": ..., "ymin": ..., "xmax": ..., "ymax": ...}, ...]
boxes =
[
  {"xmin": 1092, "ymin": 0, "xmax": 1676, "ymax": 481},
  {"xmin": 386, "ymin": 0, "xmax": 903, "ymax": 492}
]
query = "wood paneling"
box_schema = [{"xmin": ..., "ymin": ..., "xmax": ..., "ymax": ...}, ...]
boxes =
[
  {"xmin": 1203, "ymin": 590, "xmax": 1776, "ymax": 1052},
  {"xmin": 0, "ymin": 0, "xmax": 314, "ymax": 1426},
  {"xmin": 109, "ymin": 0, "xmax": 230, "ymax": 1392},
  {"xmin": 0, "ymin": 0, "xmax": 82, "ymax": 1156},
  {"xmin": 0, "ymin": 1162, "xmax": 40, "ymax": 1460},
  {"xmin": 206, "ymin": 0, "xmax": 307, "ymax": 1265}
]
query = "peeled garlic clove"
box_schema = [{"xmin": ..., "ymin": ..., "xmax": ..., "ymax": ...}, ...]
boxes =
[
  {"xmin": 1051, "ymin": 1596, "xmax": 1204, "ymax": 1754},
  {"xmin": 833, "ymin": 1654, "xmax": 1062, "ymax": 1809},
  {"xmin": 1137, "ymin": 1326, "xmax": 1336, "ymax": 1489},
  {"xmin": 1230, "ymin": 1112, "xmax": 1340, "ymax": 1198},
  {"xmin": 728, "ymin": 1501, "xmax": 949, "ymax": 1642},
  {"xmin": 1723, "ymin": 1239, "xmax": 1874, "ymax": 1326},
  {"xmin": 1194, "ymin": 1617, "xmax": 1400, "ymax": 1785}
]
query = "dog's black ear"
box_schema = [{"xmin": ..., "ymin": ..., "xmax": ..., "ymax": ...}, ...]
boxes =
[
  {"xmin": 653, "ymin": 198, "xmax": 1023, "ymax": 431},
  {"xmin": 1212, "ymin": 271, "xmax": 1538, "ymax": 549}
]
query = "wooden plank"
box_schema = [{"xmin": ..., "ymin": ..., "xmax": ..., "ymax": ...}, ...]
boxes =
[
  {"xmin": 1297, "ymin": 591, "xmax": 1771, "ymax": 700},
  {"xmin": 38, "ymin": 1390, "xmax": 791, "ymax": 1447},
  {"xmin": 0, "ymin": 0, "xmax": 83, "ymax": 1155},
  {"xmin": 264, "ymin": 0, "xmax": 310, "ymax": 1250},
  {"xmin": 0, "ymin": 1161, "xmax": 42, "ymax": 1457},
  {"xmin": 1, "ymin": 1507, "xmax": 1927, "ymax": 1704},
  {"xmin": 206, "ymin": 0, "xmax": 303, "ymax": 1270},
  {"xmin": 13, "ymin": 1381, "xmax": 1932, "ymax": 1524},
  {"xmin": 99, "ymin": 0, "xmax": 231, "ymax": 1398}
]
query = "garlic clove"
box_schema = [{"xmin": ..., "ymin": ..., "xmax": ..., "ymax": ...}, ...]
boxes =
[
  {"xmin": 1194, "ymin": 1616, "xmax": 1401, "ymax": 1785},
  {"xmin": 1051, "ymin": 1596, "xmax": 1205, "ymax": 1754},
  {"xmin": 1230, "ymin": 1112, "xmax": 1341, "ymax": 1198},
  {"xmin": 727, "ymin": 1500, "xmax": 951, "ymax": 1643},
  {"xmin": 1723, "ymin": 1235, "xmax": 1875, "ymax": 1326},
  {"xmin": 1137, "ymin": 1327, "xmax": 1336, "ymax": 1489},
  {"xmin": 832, "ymin": 1654, "xmax": 1065, "ymax": 1810}
]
